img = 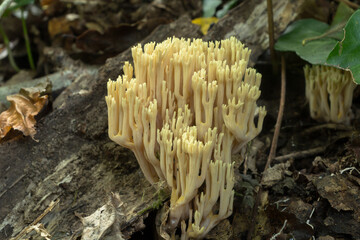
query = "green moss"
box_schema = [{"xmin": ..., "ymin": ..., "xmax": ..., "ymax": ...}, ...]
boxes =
[{"xmin": 137, "ymin": 188, "xmax": 169, "ymax": 215}]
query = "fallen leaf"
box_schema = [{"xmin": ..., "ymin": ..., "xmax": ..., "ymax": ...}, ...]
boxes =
[
  {"xmin": 0, "ymin": 82, "xmax": 51, "ymax": 140},
  {"xmin": 192, "ymin": 17, "xmax": 218, "ymax": 35},
  {"xmin": 48, "ymin": 14, "xmax": 83, "ymax": 38},
  {"xmin": 286, "ymin": 198, "xmax": 313, "ymax": 223},
  {"xmin": 313, "ymin": 174, "xmax": 360, "ymax": 221},
  {"xmin": 79, "ymin": 193, "xmax": 126, "ymax": 240},
  {"xmin": 262, "ymin": 161, "xmax": 292, "ymax": 187}
]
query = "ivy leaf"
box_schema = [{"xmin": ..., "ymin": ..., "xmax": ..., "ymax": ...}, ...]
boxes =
[
  {"xmin": 274, "ymin": 2, "xmax": 354, "ymax": 65},
  {"xmin": 327, "ymin": 9, "xmax": 360, "ymax": 84},
  {"xmin": 331, "ymin": 2, "xmax": 355, "ymax": 26},
  {"xmin": 329, "ymin": 2, "xmax": 354, "ymax": 40},
  {"xmin": 275, "ymin": 19, "xmax": 338, "ymax": 64}
]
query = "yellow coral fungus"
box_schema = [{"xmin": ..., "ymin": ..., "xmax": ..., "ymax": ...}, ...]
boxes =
[
  {"xmin": 305, "ymin": 65, "xmax": 356, "ymax": 124},
  {"xmin": 106, "ymin": 36, "xmax": 266, "ymax": 239}
]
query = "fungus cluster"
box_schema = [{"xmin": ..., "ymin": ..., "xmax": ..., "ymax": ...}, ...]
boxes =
[
  {"xmin": 305, "ymin": 65, "xmax": 356, "ymax": 124},
  {"xmin": 106, "ymin": 37, "xmax": 266, "ymax": 239}
]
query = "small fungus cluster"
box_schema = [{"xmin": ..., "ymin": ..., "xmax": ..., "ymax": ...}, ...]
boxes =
[
  {"xmin": 305, "ymin": 65, "xmax": 356, "ymax": 124},
  {"xmin": 106, "ymin": 37, "xmax": 266, "ymax": 239}
]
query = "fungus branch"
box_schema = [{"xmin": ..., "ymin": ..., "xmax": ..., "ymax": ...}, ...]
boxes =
[
  {"xmin": 106, "ymin": 37, "xmax": 266, "ymax": 238},
  {"xmin": 305, "ymin": 65, "xmax": 356, "ymax": 124}
]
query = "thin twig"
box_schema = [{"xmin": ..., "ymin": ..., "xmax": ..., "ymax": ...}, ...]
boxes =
[
  {"xmin": 0, "ymin": 0, "xmax": 12, "ymax": 18},
  {"xmin": 340, "ymin": 167, "xmax": 360, "ymax": 175},
  {"xmin": 266, "ymin": 0, "xmax": 277, "ymax": 73},
  {"xmin": 274, "ymin": 146, "xmax": 326, "ymax": 162},
  {"xmin": 270, "ymin": 219, "xmax": 288, "ymax": 240},
  {"xmin": 301, "ymin": 123, "xmax": 353, "ymax": 135},
  {"xmin": 335, "ymin": 0, "xmax": 359, "ymax": 9},
  {"xmin": 264, "ymin": 55, "xmax": 286, "ymax": 171}
]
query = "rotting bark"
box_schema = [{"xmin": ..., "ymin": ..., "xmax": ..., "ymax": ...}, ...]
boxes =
[
  {"xmin": 0, "ymin": 1, "xmax": 306, "ymax": 239},
  {"xmin": 204, "ymin": 0, "xmax": 306, "ymax": 66},
  {"xmin": 0, "ymin": 15, "xmax": 202, "ymax": 240}
]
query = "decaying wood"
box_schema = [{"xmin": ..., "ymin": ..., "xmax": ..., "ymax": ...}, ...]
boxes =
[
  {"xmin": 205, "ymin": 0, "xmax": 306, "ymax": 66},
  {"xmin": 11, "ymin": 199, "xmax": 59, "ymax": 240},
  {"xmin": 0, "ymin": 49, "xmax": 97, "ymax": 106},
  {"xmin": 0, "ymin": 1, "xmax": 306, "ymax": 239},
  {"xmin": 0, "ymin": 15, "xmax": 201, "ymax": 240}
]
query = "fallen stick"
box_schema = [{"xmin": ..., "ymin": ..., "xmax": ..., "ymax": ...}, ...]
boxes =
[{"xmin": 274, "ymin": 146, "xmax": 326, "ymax": 162}]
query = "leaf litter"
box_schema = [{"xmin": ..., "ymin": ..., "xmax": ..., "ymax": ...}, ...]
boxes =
[{"xmin": 0, "ymin": 81, "xmax": 51, "ymax": 141}]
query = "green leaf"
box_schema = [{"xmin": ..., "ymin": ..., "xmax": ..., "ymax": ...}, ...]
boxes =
[
  {"xmin": 331, "ymin": 2, "xmax": 354, "ymax": 27},
  {"xmin": 327, "ymin": 9, "xmax": 360, "ymax": 84},
  {"xmin": 203, "ymin": 0, "xmax": 221, "ymax": 17},
  {"xmin": 275, "ymin": 3, "xmax": 354, "ymax": 65},
  {"xmin": 329, "ymin": 2, "xmax": 354, "ymax": 40},
  {"xmin": 275, "ymin": 19, "xmax": 338, "ymax": 64}
]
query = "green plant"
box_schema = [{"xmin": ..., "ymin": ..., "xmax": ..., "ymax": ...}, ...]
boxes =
[
  {"xmin": 275, "ymin": 2, "xmax": 360, "ymax": 84},
  {"xmin": 138, "ymin": 188, "xmax": 169, "ymax": 215},
  {"xmin": 0, "ymin": 0, "xmax": 36, "ymax": 71},
  {"xmin": 0, "ymin": 23, "xmax": 20, "ymax": 71}
]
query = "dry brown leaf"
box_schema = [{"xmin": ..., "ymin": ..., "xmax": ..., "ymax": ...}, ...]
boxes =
[
  {"xmin": 262, "ymin": 161, "xmax": 292, "ymax": 187},
  {"xmin": 79, "ymin": 193, "xmax": 126, "ymax": 240},
  {"xmin": 314, "ymin": 174, "xmax": 360, "ymax": 221},
  {"xmin": 48, "ymin": 15, "xmax": 83, "ymax": 38},
  {"xmin": 0, "ymin": 83, "xmax": 50, "ymax": 140}
]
